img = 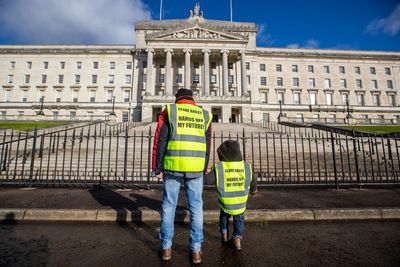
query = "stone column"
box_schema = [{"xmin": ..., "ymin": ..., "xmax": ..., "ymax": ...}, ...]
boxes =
[
  {"xmin": 202, "ymin": 49, "xmax": 210, "ymax": 96},
  {"xmin": 165, "ymin": 49, "xmax": 173, "ymax": 96},
  {"xmin": 221, "ymin": 50, "xmax": 229, "ymax": 96},
  {"xmin": 240, "ymin": 50, "xmax": 246, "ymax": 97},
  {"xmin": 184, "ymin": 49, "xmax": 192, "ymax": 89},
  {"xmin": 146, "ymin": 48, "xmax": 154, "ymax": 95}
]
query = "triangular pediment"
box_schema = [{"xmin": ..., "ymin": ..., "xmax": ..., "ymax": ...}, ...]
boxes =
[{"xmin": 146, "ymin": 26, "xmax": 246, "ymax": 41}]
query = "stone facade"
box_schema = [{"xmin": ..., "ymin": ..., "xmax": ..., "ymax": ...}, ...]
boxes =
[{"xmin": 1, "ymin": 4, "xmax": 400, "ymax": 123}]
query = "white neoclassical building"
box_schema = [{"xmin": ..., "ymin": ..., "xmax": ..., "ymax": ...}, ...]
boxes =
[{"xmin": 1, "ymin": 4, "xmax": 400, "ymax": 123}]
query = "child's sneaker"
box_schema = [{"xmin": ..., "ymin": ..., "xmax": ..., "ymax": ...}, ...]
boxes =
[{"xmin": 233, "ymin": 237, "xmax": 242, "ymax": 250}]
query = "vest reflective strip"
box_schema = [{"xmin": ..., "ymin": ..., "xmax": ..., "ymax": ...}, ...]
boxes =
[
  {"xmin": 165, "ymin": 150, "xmax": 206, "ymax": 158},
  {"xmin": 218, "ymin": 200, "xmax": 246, "ymax": 211},
  {"xmin": 167, "ymin": 141, "xmax": 206, "ymax": 151},
  {"xmin": 169, "ymin": 135, "xmax": 205, "ymax": 142}
]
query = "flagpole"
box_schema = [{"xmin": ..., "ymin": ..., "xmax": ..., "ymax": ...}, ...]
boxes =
[
  {"xmin": 230, "ymin": 0, "xmax": 233, "ymax": 22},
  {"xmin": 160, "ymin": 0, "xmax": 163, "ymax": 20}
]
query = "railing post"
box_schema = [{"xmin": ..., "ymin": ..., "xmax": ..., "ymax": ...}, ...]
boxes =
[
  {"xmin": 242, "ymin": 128, "xmax": 246, "ymax": 160},
  {"xmin": 352, "ymin": 130, "xmax": 361, "ymax": 188},
  {"xmin": 147, "ymin": 126, "xmax": 152, "ymax": 190},
  {"xmin": 29, "ymin": 128, "xmax": 38, "ymax": 188},
  {"xmin": 123, "ymin": 125, "xmax": 129, "ymax": 188},
  {"xmin": 330, "ymin": 130, "xmax": 339, "ymax": 189},
  {"xmin": 1, "ymin": 145, "xmax": 8, "ymax": 172}
]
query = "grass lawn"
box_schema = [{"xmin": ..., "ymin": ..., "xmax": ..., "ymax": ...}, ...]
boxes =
[
  {"xmin": 0, "ymin": 121, "xmax": 69, "ymax": 131},
  {"xmin": 338, "ymin": 125, "xmax": 400, "ymax": 134}
]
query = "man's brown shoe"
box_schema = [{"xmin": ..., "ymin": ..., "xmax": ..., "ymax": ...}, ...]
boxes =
[
  {"xmin": 191, "ymin": 250, "xmax": 202, "ymax": 264},
  {"xmin": 233, "ymin": 237, "xmax": 242, "ymax": 251},
  {"xmin": 161, "ymin": 248, "xmax": 171, "ymax": 261},
  {"xmin": 221, "ymin": 233, "xmax": 228, "ymax": 243}
]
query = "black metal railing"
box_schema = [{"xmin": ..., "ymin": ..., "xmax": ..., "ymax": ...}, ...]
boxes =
[{"xmin": 1, "ymin": 125, "xmax": 400, "ymax": 189}]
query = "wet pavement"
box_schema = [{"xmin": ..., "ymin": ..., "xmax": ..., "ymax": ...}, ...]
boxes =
[
  {"xmin": 1, "ymin": 187, "xmax": 400, "ymax": 211},
  {"xmin": 0, "ymin": 220, "xmax": 399, "ymax": 267}
]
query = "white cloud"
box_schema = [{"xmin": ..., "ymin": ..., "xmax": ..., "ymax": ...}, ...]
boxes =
[
  {"xmin": 0, "ymin": 0, "xmax": 152, "ymax": 44},
  {"xmin": 365, "ymin": 3, "xmax": 400, "ymax": 36},
  {"xmin": 286, "ymin": 39, "xmax": 319, "ymax": 49},
  {"xmin": 256, "ymin": 23, "xmax": 276, "ymax": 45}
]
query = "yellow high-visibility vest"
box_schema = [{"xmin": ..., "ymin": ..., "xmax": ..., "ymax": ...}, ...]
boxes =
[
  {"xmin": 215, "ymin": 161, "xmax": 252, "ymax": 215},
  {"xmin": 163, "ymin": 103, "xmax": 212, "ymax": 174}
]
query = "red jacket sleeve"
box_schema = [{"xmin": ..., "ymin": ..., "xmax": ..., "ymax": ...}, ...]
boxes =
[{"xmin": 152, "ymin": 110, "xmax": 169, "ymax": 174}]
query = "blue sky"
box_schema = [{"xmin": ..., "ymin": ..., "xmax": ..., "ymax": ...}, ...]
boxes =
[{"xmin": 0, "ymin": 0, "xmax": 399, "ymax": 51}]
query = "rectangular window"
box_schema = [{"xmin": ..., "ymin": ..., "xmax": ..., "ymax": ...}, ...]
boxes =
[
  {"xmin": 370, "ymin": 67, "xmax": 376, "ymax": 75},
  {"xmin": 326, "ymin": 93, "xmax": 333, "ymax": 105},
  {"xmin": 41, "ymin": 74, "xmax": 47, "ymax": 84},
  {"xmin": 293, "ymin": 93, "xmax": 300, "ymax": 105},
  {"xmin": 292, "ymin": 77, "xmax": 299, "ymax": 87},
  {"xmin": 277, "ymin": 92, "xmax": 284, "ymax": 104},
  {"xmin": 72, "ymin": 91, "xmax": 78, "ymax": 103},
  {"xmin": 341, "ymin": 94, "xmax": 349, "ymax": 105},
  {"xmin": 70, "ymin": 111, "xmax": 76, "ymax": 120},
  {"xmin": 356, "ymin": 79, "xmax": 363, "ymax": 89},
  {"xmin": 110, "ymin": 62, "xmax": 115, "ymax": 69},
  {"xmin": 108, "ymin": 75, "xmax": 114, "ymax": 84},
  {"xmin": 371, "ymin": 80, "xmax": 378, "ymax": 89},
  {"xmin": 355, "ymin": 66, "xmax": 361, "ymax": 74},
  {"xmin": 389, "ymin": 95, "xmax": 396, "ymax": 107},
  {"xmin": 55, "ymin": 90, "xmax": 61, "ymax": 102},
  {"xmin": 58, "ymin": 75, "xmax": 64, "ymax": 84},
  {"xmin": 373, "ymin": 94, "xmax": 380, "ymax": 106},
  {"xmin": 10, "ymin": 61, "xmax": 16, "ymax": 70},
  {"xmin": 53, "ymin": 111, "xmax": 59, "ymax": 120},
  {"xmin": 247, "ymin": 75, "xmax": 251, "ymax": 85},
  {"xmin": 124, "ymin": 90, "xmax": 130, "ymax": 103},
  {"xmin": 228, "ymin": 63, "xmax": 233, "ymax": 70},
  {"xmin": 107, "ymin": 90, "xmax": 113, "ymax": 103},
  {"xmin": 387, "ymin": 80, "xmax": 393, "ymax": 89},
  {"xmin": 308, "ymin": 78, "xmax": 315, "ymax": 87},
  {"xmin": 310, "ymin": 92, "xmax": 316, "ymax": 105},
  {"xmin": 211, "ymin": 62, "xmax": 216, "ymax": 69},
  {"xmin": 261, "ymin": 92, "xmax": 268, "ymax": 104},
  {"xmin": 276, "ymin": 64, "xmax": 282, "ymax": 72},
  {"xmin": 159, "ymin": 74, "xmax": 165, "ymax": 84},
  {"xmin": 43, "ymin": 61, "xmax": 48, "ymax": 69},
  {"xmin": 4, "ymin": 90, "xmax": 11, "ymax": 102},
  {"xmin": 246, "ymin": 62, "xmax": 250, "ymax": 70},
  {"xmin": 22, "ymin": 90, "xmax": 27, "ymax": 102},
  {"xmin": 324, "ymin": 78, "xmax": 331, "ymax": 88},
  {"xmin": 210, "ymin": 75, "xmax": 217, "ymax": 84},
  {"xmin": 27, "ymin": 61, "xmax": 32, "ymax": 69},
  {"xmin": 339, "ymin": 66, "xmax": 345, "ymax": 74},
  {"xmin": 385, "ymin": 67, "xmax": 391, "ymax": 75},
  {"xmin": 92, "ymin": 75, "xmax": 97, "ymax": 84},
  {"xmin": 122, "ymin": 112, "xmax": 129, "ymax": 122},
  {"xmin": 93, "ymin": 62, "xmax": 99, "ymax": 69},
  {"xmin": 260, "ymin": 64, "xmax": 266, "ymax": 71},
  {"xmin": 60, "ymin": 61, "xmax": 65, "ymax": 69},
  {"xmin": 292, "ymin": 65, "xmax": 298, "ymax": 72},
  {"xmin": 90, "ymin": 90, "xmax": 96, "ymax": 103},
  {"xmin": 260, "ymin": 77, "xmax": 267, "ymax": 86},
  {"xmin": 357, "ymin": 94, "xmax": 365, "ymax": 106},
  {"xmin": 308, "ymin": 65, "xmax": 314, "ymax": 73},
  {"xmin": 75, "ymin": 75, "xmax": 80, "ymax": 84},
  {"xmin": 193, "ymin": 74, "xmax": 200, "ymax": 84},
  {"xmin": 24, "ymin": 75, "xmax": 30, "ymax": 84},
  {"xmin": 125, "ymin": 75, "xmax": 131, "ymax": 84},
  {"xmin": 228, "ymin": 75, "xmax": 234, "ymax": 85},
  {"xmin": 126, "ymin": 62, "xmax": 132, "ymax": 69},
  {"xmin": 277, "ymin": 77, "xmax": 283, "ymax": 87},
  {"xmin": 18, "ymin": 111, "xmax": 24, "ymax": 119},
  {"xmin": 176, "ymin": 74, "xmax": 182, "ymax": 83},
  {"xmin": 7, "ymin": 75, "xmax": 14, "ymax": 84},
  {"xmin": 324, "ymin": 66, "xmax": 330, "ymax": 74},
  {"xmin": 340, "ymin": 79, "xmax": 347, "ymax": 88}
]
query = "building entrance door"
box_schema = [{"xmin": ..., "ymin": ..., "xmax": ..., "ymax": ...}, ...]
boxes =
[
  {"xmin": 212, "ymin": 107, "xmax": 222, "ymax": 123},
  {"xmin": 152, "ymin": 106, "xmax": 162, "ymax": 122},
  {"xmin": 231, "ymin": 108, "xmax": 242, "ymax": 123}
]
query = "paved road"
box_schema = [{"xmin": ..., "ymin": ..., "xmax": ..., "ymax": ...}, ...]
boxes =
[{"xmin": 1, "ymin": 221, "xmax": 399, "ymax": 267}]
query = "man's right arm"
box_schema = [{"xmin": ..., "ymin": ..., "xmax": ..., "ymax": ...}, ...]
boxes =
[{"xmin": 152, "ymin": 110, "xmax": 169, "ymax": 175}]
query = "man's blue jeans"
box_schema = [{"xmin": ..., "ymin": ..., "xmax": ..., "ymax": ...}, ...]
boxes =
[
  {"xmin": 219, "ymin": 209, "xmax": 244, "ymax": 239},
  {"xmin": 160, "ymin": 173, "xmax": 203, "ymax": 252}
]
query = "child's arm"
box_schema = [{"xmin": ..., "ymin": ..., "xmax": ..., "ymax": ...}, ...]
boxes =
[{"xmin": 250, "ymin": 170, "xmax": 257, "ymax": 196}]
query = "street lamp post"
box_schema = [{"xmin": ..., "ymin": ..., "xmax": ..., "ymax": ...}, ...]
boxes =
[
  {"xmin": 37, "ymin": 96, "xmax": 45, "ymax": 115},
  {"xmin": 110, "ymin": 96, "xmax": 116, "ymax": 116},
  {"xmin": 278, "ymin": 100, "xmax": 283, "ymax": 123},
  {"xmin": 346, "ymin": 99, "xmax": 352, "ymax": 124}
]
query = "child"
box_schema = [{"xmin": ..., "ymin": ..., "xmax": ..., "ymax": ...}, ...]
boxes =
[{"xmin": 206, "ymin": 140, "xmax": 257, "ymax": 250}]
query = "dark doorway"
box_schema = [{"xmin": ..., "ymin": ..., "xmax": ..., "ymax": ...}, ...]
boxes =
[{"xmin": 152, "ymin": 107, "xmax": 162, "ymax": 122}]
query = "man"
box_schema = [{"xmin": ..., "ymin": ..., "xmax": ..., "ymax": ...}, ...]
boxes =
[{"xmin": 152, "ymin": 88, "xmax": 212, "ymax": 264}]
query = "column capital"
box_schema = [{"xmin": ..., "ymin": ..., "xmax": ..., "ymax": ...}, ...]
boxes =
[
  {"xmin": 221, "ymin": 49, "xmax": 229, "ymax": 54},
  {"xmin": 164, "ymin": 48, "xmax": 174, "ymax": 54},
  {"xmin": 146, "ymin": 48, "xmax": 154, "ymax": 54},
  {"xmin": 239, "ymin": 49, "xmax": 246, "ymax": 55},
  {"xmin": 202, "ymin": 49, "xmax": 211, "ymax": 54},
  {"xmin": 183, "ymin": 48, "xmax": 192, "ymax": 54}
]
